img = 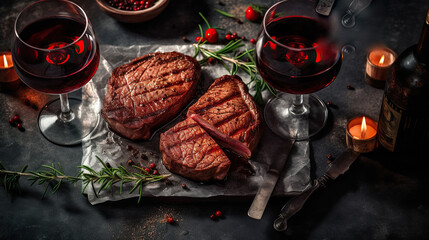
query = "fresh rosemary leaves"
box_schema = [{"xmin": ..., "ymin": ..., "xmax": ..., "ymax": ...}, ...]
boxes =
[
  {"xmin": 0, "ymin": 156, "xmax": 169, "ymax": 203},
  {"xmin": 193, "ymin": 39, "xmax": 275, "ymax": 104}
]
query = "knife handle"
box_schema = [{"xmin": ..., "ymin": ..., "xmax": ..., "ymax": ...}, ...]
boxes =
[{"xmin": 273, "ymin": 176, "xmax": 329, "ymax": 231}]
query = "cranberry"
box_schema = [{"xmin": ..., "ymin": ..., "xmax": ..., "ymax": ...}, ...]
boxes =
[
  {"xmin": 149, "ymin": 163, "xmax": 156, "ymax": 169},
  {"xmin": 204, "ymin": 28, "xmax": 218, "ymax": 44},
  {"xmin": 167, "ymin": 217, "xmax": 174, "ymax": 223},
  {"xmin": 250, "ymin": 38, "xmax": 256, "ymax": 44},
  {"xmin": 210, "ymin": 214, "xmax": 216, "ymax": 220},
  {"xmin": 17, "ymin": 124, "xmax": 25, "ymax": 132},
  {"xmin": 13, "ymin": 115, "xmax": 19, "ymax": 122},
  {"xmin": 143, "ymin": 167, "xmax": 151, "ymax": 173},
  {"xmin": 225, "ymin": 34, "xmax": 231, "ymax": 40},
  {"xmin": 215, "ymin": 210, "xmax": 222, "ymax": 217},
  {"xmin": 181, "ymin": 183, "xmax": 187, "ymax": 189},
  {"xmin": 153, "ymin": 170, "xmax": 159, "ymax": 175}
]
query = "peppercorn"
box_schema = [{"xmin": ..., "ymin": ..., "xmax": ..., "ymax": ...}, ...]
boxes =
[
  {"xmin": 9, "ymin": 118, "xmax": 16, "ymax": 127},
  {"xmin": 13, "ymin": 115, "xmax": 19, "ymax": 122},
  {"xmin": 24, "ymin": 99, "xmax": 31, "ymax": 106},
  {"xmin": 144, "ymin": 167, "xmax": 151, "ymax": 173},
  {"xmin": 327, "ymin": 154, "xmax": 334, "ymax": 161},
  {"xmin": 210, "ymin": 214, "xmax": 216, "ymax": 220},
  {"xmin": 127, "ymin": 159, "xmax": 133, "ymax": 165},
  {"xmin": 215, "ymin": 210, "xmax": 222, "ymax": 217},
  {"xmin": 181, "ymin": 183, "xmax": 187, "ymax": 189},
  {"xmin": 182, "ymin": 36, "xmax": 190, "ymax": 42},
  {"xmin": 153, "ymin": 170, "xmax": 159, "ymax": 175},
  {"xmin": 346, "ymin": 84, "xmax": 354, "ymax": 90},
  {"xmin": 149, "ymin": 163, "xmax": 156, "ymax": 169}
]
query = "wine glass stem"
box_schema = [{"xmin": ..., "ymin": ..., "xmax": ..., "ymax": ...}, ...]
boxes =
[
  {"xmin": 290, "ymin": 94, "xmax": 307, "ymax": 116},
  {"xmin": 59, "ymin": 93, "xmax": 75, "ymax": 122}
]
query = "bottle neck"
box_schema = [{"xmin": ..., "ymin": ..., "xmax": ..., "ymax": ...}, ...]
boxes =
[{"xmin": 417, "ymin": 9, "xmax": 429, "ymax": 64}]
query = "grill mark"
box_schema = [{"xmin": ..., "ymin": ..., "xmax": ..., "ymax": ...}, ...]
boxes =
[
  {"xmin": 192, "ymin": 93, "xmax": 241, "ymax": 114},
  {"xmin": 122, "ymin": 108, "xmax": 166, "ymax": 124},
  {"xmin": 166, "ymin": 123, "xmax": 199, "ymax": 135},
  {"xmin": 106, "ymin": 86, "xmax": 185, "ymax": 117},
  {"xmin": 206, "ymin": 145, "xmax": 222, "ymax": 155},
  {"xmin": 115, "ymin": 67, "xmax": 190, "ymax": 90},
  {"xmin": 213, "ymin": 110, "xmax": 247, "ymax": 128},
  {"xmin": 166, "ymin": 132, "xmax": 208, "ymax": 150}
]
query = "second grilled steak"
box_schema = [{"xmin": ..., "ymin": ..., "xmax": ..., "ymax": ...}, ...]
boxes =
[
  {"xmin": 187, "ymin": 75, "xmax": 263, "ymax": 159},
  {"xmin": 102, "ymin": 52, "xmax": 201, "ymax": 140},
  {"xmin": 160, "ymin": 118, "xmax": 231, "ymax": 181}
]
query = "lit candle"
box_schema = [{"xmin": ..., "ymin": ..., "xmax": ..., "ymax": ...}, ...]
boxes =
[
  {"xmin": 346, "ymin": 116, "xmax": 378, "ymax": 153},
  {"xmin": 0, "ymin": 51, "xmax": 20, "ymax": 91},
  {"xmin": 365, "ymin": 47, "xmax": 396, "ymax": 89}
]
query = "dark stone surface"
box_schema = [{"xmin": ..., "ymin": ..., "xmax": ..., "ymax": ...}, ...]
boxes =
[{"xmin": 1, "ymin": 0, "xmax": 429, "ymax": 239}]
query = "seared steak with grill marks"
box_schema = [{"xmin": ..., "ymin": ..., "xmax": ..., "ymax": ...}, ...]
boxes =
[
  {"xmin": 160, "ymin": 118, "xmax": 230, "ymax": 181},
  {"xmin": 102, "ymin": 52, "xmax": 201, "ymax": 140},
  {"xmin": 187, "ymin": 75, "xmax": 263, "ymax": 159}
]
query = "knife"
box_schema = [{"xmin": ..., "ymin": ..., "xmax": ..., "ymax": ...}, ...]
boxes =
[
  {"xmin": 273, "ymin": 149, "xmax": 360, "ymax": 231},
  {"xmin": 248, "ymin": 140, "xmax": 295, "ymax": 220},
  {"xmin": 316, "ymin": 0, "xmax": 336, "ymax": 16}
]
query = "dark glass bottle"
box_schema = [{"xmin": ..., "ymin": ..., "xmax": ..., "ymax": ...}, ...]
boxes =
[{"xmin": 377, "ymin": 9, "xmax": 429, "ymax": 160}]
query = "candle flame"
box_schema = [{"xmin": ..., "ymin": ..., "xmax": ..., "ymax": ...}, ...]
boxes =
[
  {"xmin": 3, "ymin": 54, "xmax": 8, "ymax": 68},
  {"xmin": 361, "ymin": 117, "xmax": 367, "ymax": 138},
  {"xmin": 379, "ymin": 55, "xmax": 385, "ymax": 65}
]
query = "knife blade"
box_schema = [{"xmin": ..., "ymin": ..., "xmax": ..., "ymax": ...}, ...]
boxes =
[
  {"xmin": 248, "ymin": 140, "xmax": 295, "ymax": 220},
  {"xmin": 273, "ymin": 148, "xmax": 360, "ymax": 231}
]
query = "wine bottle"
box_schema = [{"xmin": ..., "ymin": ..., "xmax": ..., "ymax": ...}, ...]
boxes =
[{"xmin": 377, "ymin": 9, "xmax": 429, "ymax": 160}]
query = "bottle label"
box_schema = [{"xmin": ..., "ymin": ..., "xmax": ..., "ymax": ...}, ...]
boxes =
[{"xmin": 378, "ymin": 95, "xmax": 402, "ymax": 152}]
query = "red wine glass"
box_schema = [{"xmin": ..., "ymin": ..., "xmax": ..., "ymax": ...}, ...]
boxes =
[
  {"xmin": 255, "ymin": 0, "xmax": 342, "ymax": 140},
  {"xmin": 12, "ymin": 0, "xmax": 100, "ymax": 145}
]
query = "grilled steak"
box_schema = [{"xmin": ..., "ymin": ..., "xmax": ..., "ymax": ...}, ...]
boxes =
[
  {"xmin": 187, "ymin": 75, "xmax": 263, "ymax": 159},
  {"xmin": 160, "ymin": 118, "xmax": 230, "ymax": 181},
  {"xmin": 102, "ymin": 52, "xmax": 201, "ymax": 140}
]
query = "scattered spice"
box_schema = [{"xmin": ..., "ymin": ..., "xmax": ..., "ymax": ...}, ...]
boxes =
[
  {"xmin": 346, "ymin": 84, "xmax": 355, "ymax": 90},
  {"xmin": 181, "ymin": 183, "xmax": 187, "ymax": 189},
  {"xmin": 9, "ymin": 118, "xmax": 16, "ymax": 127},
  {"xmin": 144, "ymin": 167, "xmax": 151, "ymax": 173},
  {"xmin": 31, "ymin": 104, "xmax": 38, "ymax": 110},
  {"xmin": 141, "ymin": 153, "xmax": 149, "ymax": 160},
  {"xmin": 24, "ymin": 99, "xmax": 31, "ymax": 106},
  {"xmin": 241, "ymin": 36, "xmax": 246, "ymax": 40},
  {"xmin": 126, "ymin": 144, "xmax": 134, "ymax": 151},
  {"xmin": 182, "ymin": 36, "xmax": 190, "ymax": 42},
  {"xmin": 127, "ymin": 159, "xmax": 134, "ymax": 165},
  {"xmin": 327, "ymin": 154, "xmax": 334, "ymax": 161},
  {"xmin": 13, "ymin": 115, "xmax": 19, "ymax": 122},
  {"xmin": 210, "ymin": 214, "xmax": 216, "ymax": 220},
  {"xmin": 208, "ymin": 57, "xmax": 216, "ymax": 64}
]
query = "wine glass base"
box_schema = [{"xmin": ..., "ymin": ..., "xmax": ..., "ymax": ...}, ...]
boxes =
[
  {"xmin": 38, "ymin": 97, "xmax": 100, "ymax": 146},
  {"xmin": 264, "ymin": 93, "xmax": 328, "ymax": 141}
]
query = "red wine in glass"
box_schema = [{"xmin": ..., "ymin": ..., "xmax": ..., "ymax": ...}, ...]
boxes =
[
  {"xmin": 257, "ymin": 16, "xmax": 341, "ymax": 94},
  {"xmin": 12, "ymin": 17, "xmax": 99, "ymax": 94},
  {"xmin": 12, "ymin": 0, "xmax": 100, "ymax": 146}
]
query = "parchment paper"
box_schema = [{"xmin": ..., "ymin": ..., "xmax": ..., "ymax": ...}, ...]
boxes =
[{"xmin": 81, "ymin": 44, "xmax": 312, "ymax": 205}]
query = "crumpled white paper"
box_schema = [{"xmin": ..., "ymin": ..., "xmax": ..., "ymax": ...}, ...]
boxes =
[{"xmin": 81, "ymin": 44, "xmax": 311, "ymax": 205}]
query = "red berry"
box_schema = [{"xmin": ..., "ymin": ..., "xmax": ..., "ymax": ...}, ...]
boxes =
[
  {"xmin": 144, "ymin": 167, "xmax": 151, "ymax": 173},
  {"xmin": 181, "ymin": 183, "xmax": 187, "ymax": 189},
  {"xmin": 13, "ymin": 115, "xmax": 19, "ymax": 122},
  {"xmin": 149, "ymin": 163, "xmax": 156, "ymax": 169},
  {"xmin": 153, "ymin": 170, "xmax": 159, "ymax": 175},
  {"xmin": 215, "ymin": 210, "xmax": 222, "ymax": 217},
  {"xmin": 196, "ymin": 36, "xmax": 207, "ymax": 43},
  {"xmin": 17, "ymin": 124, "xmax": 25, "ymax": 132},
  {"xmin": 204, "ymin": 28, "xmax": 218, "ymax": 44},
  {"xmin": 246, "ymin": 6, "xmax": 260, "ymax": 21},
  {"xmin": 208, "ymin": 57, "xmax": 215, "ymax": 64},
  {"xmin": 225, "ymin": 34, "xmax": 231, "ymax": 40},
  {"xmin": 9, "ymin": 118, "xmax": 16, "ymax": 127},
  {"xmin": 250, "ymin": 38, "xmax": 256, "ymax": 44},
  {"xmin": 210, "ymin": 214, "xmax": 216, "ymax": 220},
  {"xmin": 167, "ymin": 217, "xmax": 174, "ymax": 223}
]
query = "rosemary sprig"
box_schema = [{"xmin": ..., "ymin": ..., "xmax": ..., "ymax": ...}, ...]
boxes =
[
  {"xmin": 215, "ymin": 9, "xmax": 243, "ymax": 24},
  {"xmin": 194, "ymin": 40, "xmax": 276, "ymax": 104},
  {"xmin": 0, "ymin": 157, "xmax": 169, "ymax": 203}
]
